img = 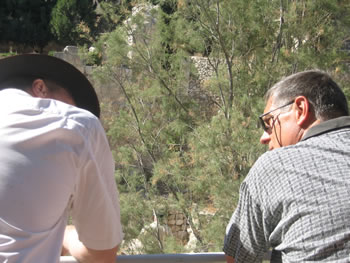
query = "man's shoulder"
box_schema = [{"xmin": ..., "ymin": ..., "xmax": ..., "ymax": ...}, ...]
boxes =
[
  {"xmin": 63, "ymin": 106, "xmax": 104, "ymax": 137},
  {"xmin": 247, "ymin": 131, "xmax": 348, "ymax": 185},
  {"xmin": 0, "ymin": 88, "xmax": 99, "ymax": 124},
  {"xmin": 243, "ymin": 145, "xmax": 312, "ymax": 206},
  {"xmin": 255, "ymin": 136, "xmax": 324, "ymax": 165},
  {"xmin": 246, "ymin": 144, "xmax": 310, "ymax": 185},
  {"xmin": 64, "ymin": 104, "xmax": 99, "ymax": 124},
  {"xmin": 253, "ymin": 145, "xmax": 299, "ymax": 169}
]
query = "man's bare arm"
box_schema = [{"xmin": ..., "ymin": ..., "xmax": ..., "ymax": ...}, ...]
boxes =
[{"xmin": 62, "ymin": 225, "xmax": 119, "ymax": 263}]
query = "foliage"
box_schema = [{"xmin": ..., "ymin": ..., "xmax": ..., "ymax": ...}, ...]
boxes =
[
  {"xmin": 0, "ymin": 0, "xmax": 56, "ymax": 51},
  {"xmin": 78, "ymin": 45, "xmax": 102, "ymax": 66},
  {"xmin": 93, "ymin": 0, "xmax": 350, "ymax": 254},
  {"xmin": 0, "ymin": 52, "xmax": 18, "ymax": 58},
  {"xmin": 96, "ymin": 0, "xmax": 134, "ymax": 33},
  {"xmin": 0, "ymin": 0, "xmax": 101, "ymax": 50},
  {"xmin": 50, "ymin": 0, "xmax": 97, "ymax": 45}
]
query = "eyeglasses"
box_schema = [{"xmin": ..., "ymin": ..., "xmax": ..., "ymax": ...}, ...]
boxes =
[{"xmin": 259, "ymin": 100, "xmax": 294, "ymax": 132}]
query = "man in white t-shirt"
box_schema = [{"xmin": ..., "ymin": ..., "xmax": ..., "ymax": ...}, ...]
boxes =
[{"xmin": 0, "ymin": 54, "xmax": 124, "ymax": 263}]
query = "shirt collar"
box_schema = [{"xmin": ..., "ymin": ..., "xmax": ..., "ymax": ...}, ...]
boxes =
[
  {"xmin": 302, "ymin": 116, "xmax": 350, "ymax": 141},
  {"xmin": 0, "ymin": 88, "xmax": 31, "ymax": 97}
]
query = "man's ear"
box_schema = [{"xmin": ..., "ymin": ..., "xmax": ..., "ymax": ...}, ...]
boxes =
[
  {"xmin": 30, "ymin": 79, "xmax": 50, "ymax": 98},
  {"xmin": 294, "ymin": 96, "xmax": 312, "ymax": 127}
]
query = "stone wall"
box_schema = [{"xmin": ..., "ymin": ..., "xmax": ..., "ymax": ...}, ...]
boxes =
[
  {"xmin": 54, "ymin": 45, "xmax": 217, "ymax": 104},
  {"xmin": 0, "ymin": 41, "xmax": 64, "ymax": 54},
  {"xmin": 54, "ymin": 46, "xmax": 85, "ymax": 73},
  {"xmin": 55, "ymin": 46, "xmax": 216, "ymax": 83},
  {"xmin": 188, "ymin": 56, "xmax": 217, "ymax": 101},
  {"xmin": 167, "ymin": 210, "xmax": 189, "ymax": 244},
  {"xmin": 53, "ymin": 46, "xmax": 100, "ymax": 94},
  {"xmin": 191, "ymin": 56, "xmax": 215, "ymax": 82}
]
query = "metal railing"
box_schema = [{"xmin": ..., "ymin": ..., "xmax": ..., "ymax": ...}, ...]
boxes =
[
  {"xmin": 60, "ymin": 252, "xmax": 226, "ymax": 263},
  {"xmin": 60, "ymin": 251, "xmax": 271, "ymax": 263}
]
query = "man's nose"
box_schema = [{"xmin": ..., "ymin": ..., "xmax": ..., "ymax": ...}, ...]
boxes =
[{"xmin": 260, "ymin": 131, "xmax": 271, "ymax": 145}]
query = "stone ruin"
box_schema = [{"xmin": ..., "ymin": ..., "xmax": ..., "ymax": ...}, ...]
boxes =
[{"xmin": 167, "ymin": 210, "xmax": 190, "ymax": 244}]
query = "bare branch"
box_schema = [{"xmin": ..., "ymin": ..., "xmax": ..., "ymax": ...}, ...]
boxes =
[
  {"xmin": 271, "ymin": 0, "xmax": 284, "ymax": 63},
  {"xmin": 110, "ymin": 68, "xmax": 157, "ymax": 163}
]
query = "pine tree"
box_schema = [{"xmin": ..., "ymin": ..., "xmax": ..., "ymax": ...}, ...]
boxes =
[
  {"xmin": 92, "ymin": 0, "xmax": 350, "ymax": 253},
  {"xmin": 50, "ymin": 0, "xmax": 97, "ymax": 45},
  {"xmin": 0, "ymin": 0, "xmax": 56, "ymax": 52}
]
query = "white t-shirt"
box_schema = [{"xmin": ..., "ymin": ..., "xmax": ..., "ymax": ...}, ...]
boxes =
[{"xmin": 0, "ymin": 89, "xmax": 124, "ymax": 263}]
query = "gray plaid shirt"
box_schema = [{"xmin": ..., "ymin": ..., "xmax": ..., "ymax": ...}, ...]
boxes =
[{"xmin": 224, "ymin": 116, "xmax": 350, "ymax": 262}]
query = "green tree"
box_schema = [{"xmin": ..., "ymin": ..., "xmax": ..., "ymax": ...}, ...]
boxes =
[
  {"xmin": 92, "ymin": 0, "xmax": 350, "ymax": 254},
  {"xmin": 165, "ymin": 0, "xmax": 350, "ymax": 248},
  {"xmin": 50, "ymin": 0, "xmax": 97, "ymax": 45},
  {"xmin": 0, "ymin": 0, "xmax": 56, "ymax": 52},
  {"xmin": 93, "ymin": 3, "xmax": 207, "ymax": 253},
  {"xmin": 95, "ymin": 0, "xmax": 134, "ymax": 33}
]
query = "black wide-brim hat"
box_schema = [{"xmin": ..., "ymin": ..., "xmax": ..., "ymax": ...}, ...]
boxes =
[{"xmin": 0, "ymin": 54, "xmax": 100, "ymax": 117}]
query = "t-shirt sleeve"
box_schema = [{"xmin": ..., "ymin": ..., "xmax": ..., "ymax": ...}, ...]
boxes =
[
  {"xmin": 70, "ymin": 118, "xmax": 124, "ymax": 250},
  {"xmin": 223, "ymin": 180, "xmax": 269, "ymax": 262}
]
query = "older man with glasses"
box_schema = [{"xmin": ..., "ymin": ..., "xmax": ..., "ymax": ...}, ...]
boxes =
[{"xmin": 224, "ymin": 70, "xmax": 350, "ymax": 262}]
